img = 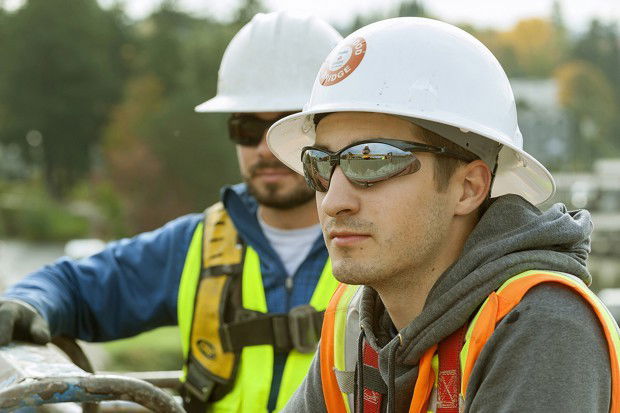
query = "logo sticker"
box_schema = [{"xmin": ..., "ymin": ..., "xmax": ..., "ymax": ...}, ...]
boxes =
[
  {"xmin": 319, "ymin": 37, "xmax": 367, "ymax": 86},
  {"xmin": 437, "ymin": 368, "xmax": 459, "ymax": 408}
]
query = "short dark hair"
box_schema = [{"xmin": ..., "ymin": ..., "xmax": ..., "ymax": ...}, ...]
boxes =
[
  {"xmin": 417, "ymin": 127, "xmax": 479, "ymax": 192},
  {"xmin": 420, "ymin": 127, "xmax": 494, "ymax": 218}
]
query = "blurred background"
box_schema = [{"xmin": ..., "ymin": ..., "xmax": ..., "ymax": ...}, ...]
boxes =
[{"xmin": 0, "ymin": 0, "xmax": 619, "ymax": 372}]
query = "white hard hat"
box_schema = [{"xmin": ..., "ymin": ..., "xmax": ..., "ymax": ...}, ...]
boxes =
[
  {"xmin": 267, "ymin": 17, "xmax": 556, "ymax": 205},
  {"xmin": 195, "ymin": 11, "xmax": 342, "ymax": 113}
]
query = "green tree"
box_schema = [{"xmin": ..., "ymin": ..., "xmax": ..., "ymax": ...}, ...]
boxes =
[
  {"xmin": 572, "ymin": 20, "xmax": 620, "ymax": 107},
  {"xmin": 0, "ymin": 6, "xmax": 7, "ymax": 128},
  {"xmin": 234, "ymin": 0, "xmax": 264, "ymax": 25},
  {"xmin": 134, "ymin": 5, "xmax": 188, "ymax": 94},
  {"xmin": 0, "ymin": 0, "xmax": 129, "ymax": 198},
  {"xmin": 566, "ymin": 20, "xmax": 620, "ymax": 168},
  {"xmin": 398, "ymin": 1, "xmax": 427, "ymax": 17},
  {"xmin": 102, "ymin": 7, "xmax": 241, "ymax": 232}
]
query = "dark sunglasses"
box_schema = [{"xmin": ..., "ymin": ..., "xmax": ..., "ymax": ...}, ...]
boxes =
[
  {"xmin": 301, "ymin": 138, "xmax": 477, "ymax": 192},
  {"xmin": 228, "ymin": 113, "xmax": 292, "ymax": 147}
]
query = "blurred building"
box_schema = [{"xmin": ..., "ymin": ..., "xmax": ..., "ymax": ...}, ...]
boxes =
[
  {"xmin": 547, "ymin": 158, "xmax": 620, "ymax": 289},
  {"xmin": 553, "ymin": 158, "xmax": 620, "ymax": 255},
  {"xmin": 511, "ymin": 78, "xmax": 570, "ymax": 169}
]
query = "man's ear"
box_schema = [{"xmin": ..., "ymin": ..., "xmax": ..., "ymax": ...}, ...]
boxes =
[{"xmin": 454, "ymin": 160, "xmax": 492, "ymax": 216}]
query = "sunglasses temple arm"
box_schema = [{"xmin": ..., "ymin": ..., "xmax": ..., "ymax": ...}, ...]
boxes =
[{"xmin": 422, "ymin": 147, "xmax": 476, "ymax": 163}]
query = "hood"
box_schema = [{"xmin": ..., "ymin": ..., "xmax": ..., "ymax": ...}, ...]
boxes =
[{"xmin": 358, "ymin": 194, "xmax": 592, "ymax": 410}]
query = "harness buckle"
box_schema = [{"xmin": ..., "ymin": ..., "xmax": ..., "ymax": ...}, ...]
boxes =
[
  {"xmin": 288, "ymin": 305, "xmax": 323, "ymax": 354},
  {"xmin": 219, "ymin": 323, "xmax": 233, "ymax": 353},
  {"xmin": 184, "ymin": 362, "xmax": 218, "ymax": 402},
  {"xmin": 271, "ymin": 315, "xmax": 292, "ymax": 351}
]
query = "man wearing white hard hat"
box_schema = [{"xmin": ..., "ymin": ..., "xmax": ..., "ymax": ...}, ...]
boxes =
[
  {"xmin": 0, "ymin": 12, "xmax": 342, "ymax": 412},
  {"xmin": 268, "ymin": 18, "xmax": 618, "ymax": 413}
]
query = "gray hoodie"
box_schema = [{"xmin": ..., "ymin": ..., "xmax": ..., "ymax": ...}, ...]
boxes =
[{"xmin": 283, "ymin": 195, "xmax": 611, "ymax": 413}]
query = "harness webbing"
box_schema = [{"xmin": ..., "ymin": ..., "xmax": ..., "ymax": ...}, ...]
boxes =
[
  {"xmin": 362, "ymin": 342, "xmax": 383, "ymax": 413},
  {"xmin": 360, "ymin": 326, "xmax": 466, "ymax": 413},
  {"xmin": 437, "ymin": 326, "xmax": 466, "ymax": 413}
]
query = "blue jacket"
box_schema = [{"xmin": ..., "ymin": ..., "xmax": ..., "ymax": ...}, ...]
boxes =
[{"xmin": 4, "ymin": 183, "xmax": 329, "ymax": 409}]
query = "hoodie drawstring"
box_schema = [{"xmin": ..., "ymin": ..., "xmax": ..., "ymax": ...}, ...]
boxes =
[
  {"xmin": 356, "ymin": 327, "xmax": 402, "ymax": 413},
  {"xmin": 356, "ymin": 327, "xmax": 366, "ymax": 413},
  {"xmin": 387, "ymin": 333, "xmax": 402, "ymax": 413}
]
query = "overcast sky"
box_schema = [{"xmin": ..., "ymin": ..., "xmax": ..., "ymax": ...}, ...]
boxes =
[{"xmin": 4, "ymin": 0, "xmax": 620, "ymax": 31}]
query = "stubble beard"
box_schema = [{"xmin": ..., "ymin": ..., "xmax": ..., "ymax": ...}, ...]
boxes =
[
  {"xmin": 329, "ymin": 202, "xmax": 449, "ymax": 292},
  {"xmin": 245, "ymin": 160, "xmax": 315, "ymax": 210}
]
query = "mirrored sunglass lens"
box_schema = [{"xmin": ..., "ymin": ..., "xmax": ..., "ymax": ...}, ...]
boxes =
[
  {"xmin": 340, "ymin": 143, "xmax": 415, "ymax": 184},
  {"xmin": 302, "ymin": 150, "xmax": 332, "ymax": 192}
]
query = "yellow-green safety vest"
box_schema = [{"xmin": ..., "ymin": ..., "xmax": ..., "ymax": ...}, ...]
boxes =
[{"xmin": 178, "ymin": 203, "xmax": 338, "ymax": 412}]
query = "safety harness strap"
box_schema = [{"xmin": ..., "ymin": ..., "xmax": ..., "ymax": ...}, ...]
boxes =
[
  {"xmin": 437, "ymin": 326, "xmax": 467, "ymax": 413},
  {"xmin": 361, "ymin": 365, "xmax": 388, "ymax": 395},
  {"xmin": 183, "ymin": 203, "xmax": 336, "ymax": 412},
  {"xmin": 183, "ymin": 203, "xmax": 244, "ymax": 409},
  {"xmin": 362, "ymin": 342, "xmax": 383, "ymax": 413},
  {"xmin": 360, "ymin": 326, "xmax": 466, "ymax": 413},
  {"xmin": 333, "ymin": 365, "xmax": 387, "ymax": 396},
  {"xmin": 220, "ymin": 308, "xmax": 324, "ymax": 353}
]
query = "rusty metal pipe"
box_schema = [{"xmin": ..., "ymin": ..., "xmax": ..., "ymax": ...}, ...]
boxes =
[
  {"xmin": 0, "ymin": 374, "xmax": 184, "ymax": 413},
  {"xmin": 101, "ymin": 370, "xmax": 182, "ymax": 390}
]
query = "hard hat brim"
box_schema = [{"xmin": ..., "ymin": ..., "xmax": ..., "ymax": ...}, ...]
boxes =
[
  {"xmin": 267, "ymin": 107, "xmax": 556, "ymax": 206},
  {"xmin": 195, "ymin": 95, "xmax": 306, "ymax": 113}
]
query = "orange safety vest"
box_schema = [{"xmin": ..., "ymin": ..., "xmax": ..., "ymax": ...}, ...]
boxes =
[{"xmin": 320, "ymin": 271, "xmax": 620, "ymax": 413}]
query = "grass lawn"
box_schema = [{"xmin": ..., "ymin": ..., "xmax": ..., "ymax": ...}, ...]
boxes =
[{"xmin": 103, "ymin": 326, "xmax": 183, "ymax": 372}]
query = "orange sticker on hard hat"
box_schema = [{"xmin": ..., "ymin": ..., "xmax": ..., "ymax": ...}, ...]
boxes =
[{"xmin": 319, "ymin": 37, "xmax": 366, "ymax": 86}]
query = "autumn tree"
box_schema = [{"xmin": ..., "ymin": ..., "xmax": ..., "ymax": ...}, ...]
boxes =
[
  {"xmin": 495, "ymin": 18, "xmax": 566, "ymax": 77},
  {"xmin": 556, "ymin": 20, "xmax": 620, "ymax": 169},
  {"xmin": 555, "ymin": 61, "xmax": 619, "ymax": 169},
  {"xmin": 571, "ymin": 20, "xmax": 620, "ymax": 114}
]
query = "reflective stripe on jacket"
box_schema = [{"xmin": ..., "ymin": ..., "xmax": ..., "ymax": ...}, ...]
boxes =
[
  {"xmin": 178, "ymin": 218, "xmax": 339, "ymax": 412},
  {"xmin": 320, "ymin": 271, "xmax": 620, "ymax": 413}
]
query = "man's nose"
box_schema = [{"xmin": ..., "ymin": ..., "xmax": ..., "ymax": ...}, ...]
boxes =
[{"xmin": 320, "ymin": 167, "xmax": 361, "ymax": 218}]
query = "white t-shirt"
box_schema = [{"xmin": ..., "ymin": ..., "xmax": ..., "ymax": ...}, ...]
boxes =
[{"xmin": 257, "ymin": 213, "xmax": 323, "ymax": 279}]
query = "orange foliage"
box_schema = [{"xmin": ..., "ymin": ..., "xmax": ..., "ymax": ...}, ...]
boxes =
[
  {"xmin": 102, "ymin": 75, "xmax": 190, "ymax": 232},
  {"xmin": 554, "ymin": 60, "xmax": 614, "ymax": 110},
  {"xmin": 497, "ymin": 18, "xmax": 564, "ymax": 77}
]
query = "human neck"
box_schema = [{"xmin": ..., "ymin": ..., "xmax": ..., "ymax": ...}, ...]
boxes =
[
  {"xmin": 258, "ymin": 200, "xmax": 319, "ymax": 230},
  {"xmin": 376, "ymin": 218, "xmax": 475, "ymax": 331},
  {"xmin": 374, "ymin": 262, "xmax": 444, "ymax": 331}
]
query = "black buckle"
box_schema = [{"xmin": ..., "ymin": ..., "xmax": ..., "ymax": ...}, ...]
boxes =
[
  {"xmin": 272, "ymin": 315, "xmax": 292, "ymax": 351},
  {"xmin": 219, "ymin": 323, "xmax": 233, "ymax": 353},
  {"xmin": 218, "ymin": 307, "xmax": 323, "ymax": 354},
  {"xmin": 288, "ymin": 305, "xmax": 323, "ymax": 353},
  {"xmin": 184, "ymin": 362, "xmax": 217, "ymax": 402}
]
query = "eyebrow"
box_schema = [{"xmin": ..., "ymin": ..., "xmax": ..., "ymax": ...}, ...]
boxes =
[{"xmin": 312, "ymin": 143, "xmax": 331, "ymax": 151}]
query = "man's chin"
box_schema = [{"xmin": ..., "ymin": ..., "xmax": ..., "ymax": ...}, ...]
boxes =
[
  {"xmin": 246, "ymin": 180, "xmax": 314, "ymax": 210},
  {"xmin": 332, "ymin": 259, "xmax": 386, "ymax": 286}
]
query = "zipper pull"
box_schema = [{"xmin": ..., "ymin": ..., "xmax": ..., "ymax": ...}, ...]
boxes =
[{"xmin": 285, "ymin": 276, "xmax": 294, "ymax": 292}]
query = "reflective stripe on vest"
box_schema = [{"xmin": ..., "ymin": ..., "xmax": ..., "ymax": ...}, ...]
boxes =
[
  {"xmin": 321, "ymin": 271, "xmax": 620, "ymax": 413},
  {"xmin": 321, "ymin": 283, "xmax": 361, "ymax": 413},
  {"xmin": 178, "ymin": 212, "xmax": 338, "ymax": 412},
  {"xmin": 178, "ymin": 220, "xmax": 205, "ymax": 380}
]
